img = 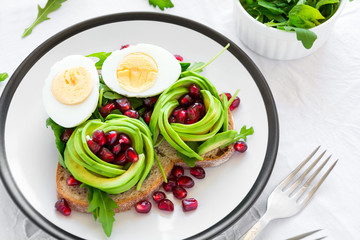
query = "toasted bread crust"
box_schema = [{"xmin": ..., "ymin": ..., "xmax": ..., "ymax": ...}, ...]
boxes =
[{"xmin": 57, "ymin": 112, "xmax": 235, "ymax": 212}]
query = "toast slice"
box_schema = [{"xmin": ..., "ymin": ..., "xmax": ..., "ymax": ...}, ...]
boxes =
[{"xmin": 56, "ymin": 112, "xmax": 235, "ymax": 212}]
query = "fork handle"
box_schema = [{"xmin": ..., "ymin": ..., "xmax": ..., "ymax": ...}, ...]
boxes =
[{"xmin": 239, "ymin": 213, "xmax": 271, "ymax": 240}]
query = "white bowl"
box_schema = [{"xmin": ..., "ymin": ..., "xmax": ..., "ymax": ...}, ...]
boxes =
[{"xmin": 233, "ymin": 0, "xmax": 347, "ymax": 60}]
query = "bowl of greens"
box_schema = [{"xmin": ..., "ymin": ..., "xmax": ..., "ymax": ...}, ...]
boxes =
[{"xmin": 233, "ymin": 0, "xmax": 346, "ymax": 60}]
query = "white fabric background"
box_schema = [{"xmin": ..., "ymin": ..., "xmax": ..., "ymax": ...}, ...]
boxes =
[{"xmin": 1, "ymin": 0, "xmax": 360, "ymax": 239}]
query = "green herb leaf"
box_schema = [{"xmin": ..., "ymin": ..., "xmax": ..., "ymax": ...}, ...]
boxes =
[
  {"xmin": 82, "ymin": 184, "xmax": 118, "ymax": 237},
  {"xmin": 86, "ymin": 52, "xmax": 112, "ymax": 70},
  {"xmin": 103, "ymin": 91, "xmax": 122, "ymax": 100},
  {"xmin": 188, "ymin": 62, "xmax": 205, "ymax": 73},
  {"xmin": 284, "ymin": 26, "xmax": 318, "ymax": 49},
  {"xmin": 289, "ymin": 5, "xmax": 325, "ymax": 28},
  {"xmin": 0, "ymin": 72, "xmax": 9, "ymax": 82},
  {"xmin": 180, "ymin": 62, "xmax": 191, "ymax": 72},
  {"xmin": 46, "ymin": 118, "xmax": 66, "ymax": 167},
  {"xmin": 176, "ymin": 142, "xmax": 200, "ymax": 167},
  {"xmin": 22, "ymin": 0, "xmax": 67, "ymax": 38},
  {"xmin": 149, "ymin": 0, "xmax": 174, "ymax": 10}
]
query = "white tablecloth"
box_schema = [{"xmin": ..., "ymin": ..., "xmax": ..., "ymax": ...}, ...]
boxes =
[{"xmin": 1, "ymin": 0, "xmax": 359, "ymax": 239}]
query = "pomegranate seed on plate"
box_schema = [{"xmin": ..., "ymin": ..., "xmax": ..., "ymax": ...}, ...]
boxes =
[
  {"xmin": 176, "ymin": 110, "xmax": 187, "ymax": 123},
  {"xmin": 187, "ymin": 104, "xmax": 200, "ymax": 121},
  {"xmin": 152, "ymin": 191, "xmax": 166, "ymax": 203},
  {"xmin": 219, "ymin": 92, "xmax": 232, "ymax": 101},
  {"xmin": 174, "ymin": 54, "xmax": 183, "ymax": 62},
  {"xmin": 125, "ymin": 147, "xmax": 139, "ymax": 162},
  {"xmin": 229, "ymin": 96, "xmax": 240, "ymax": 111},
  {"xmin": 60, "ymin": 129, "xmax": 73, "ymax": 143},
  {"xmin": 66, "ymin": 175, "xmax": 81, "ymax": 186},
  {"xmin": 163, "ymin": 177, "xmax": 177, "ymax": 192},
  {"xmin": 158, "ymin": 199, "xmax": 174, "ymax": 212},
  {"xmin": 182, "ymin": 198, "xmax": 198, "ymax": 212},
  {"xmin": 92, "ymin": 130, "xmax": 106, "ymax": 146},
  {"xmin": 124, "ymin": 109, "xmax": 140, "ymax": 119},
  {"xmin": 115, "ymin": 98, "xmax": 132, "ymax": 113},
  {"xmin": 119, "ymin": 134, "xmax": 131, "ymax": 146},
  {"xmin": 173, "ymin": 186, "xmax": 187, "ymax": 199},
  {"xmin": 55, "ymin": 198, "xmax": 71, "ymax": 216},
  {"xmin": 190, "ymin": 166, "xmax": 206, "ymax": 179},
  {"xmin": 135, "ymin": 200, "xmax": 152, "ymax": 213},
  {"xmin": 112, "ymin": 144, "xmax": 122, "ymax": 155},
  {"xmin": 171, "ymin": 166, "xmax": 184, "ymax": 178},
  {"xmin": 179, "ymin": 94, "xmax": 194, "ymax": 107},
  {"xmin": 189, "ymin": 84, "xmax": 201, "ymax": 99},
  {"xmin": 143, "ymin": 96, "xmax": 158, "ymax": 108},
  {"xmin": 99, "ymin": 102, "xmax": 116, "ymax": 118},
  {"xmin": 177, "ymin": 176, "xmax": 194, "ymax": 188},
  {"xmin": 143, "ymin": 110, "xmax": 152, "ymax": 125},
  {"xmin": 106, "ymin": 130, "xmax": 118, "ymax": 146},
  {"xmin": 87, "ymin": 138, "xmax": 101, "ymax": 154},
  {"xmin": 234, "ymin": 141, "xmax": 248, "ymax": 152},
  {"xmin": 98, "ymin": 147, "xmax": 115, "ymax": 162}
]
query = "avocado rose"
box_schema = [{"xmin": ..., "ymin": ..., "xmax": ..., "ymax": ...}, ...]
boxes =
[
  {"xmin": 64, "ymin": 115, "xmax": 154, "ymax": 194},
  {"xmin": 149, "ymin": 71, "xmax": 237, "ymax": 161}
]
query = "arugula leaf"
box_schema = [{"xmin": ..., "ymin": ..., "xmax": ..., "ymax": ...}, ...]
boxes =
[
  {"xmin": 82, "ymin": 184, "xmax": 118, "ymax": 237},
  {"xmin": 188, "ymin": 62, "xmax": 205, "ymax": 73},
  {"xmin": 46, "ymin": 118, "xmax": 66, "ymax": 167},
  {"xmin": 149, "ymin": 0, "xmax": 174, "ymax": 10},
  {"xmin": 22, "ymin": 0, "xmax": 67, "ymax": 38},
  {"xmin": 180, "ymin": 62, "xmax": 191, "ymax": 72},
  {"xmin": 284, "ymin": 26, "xmax": 317, "ymax": 49},
  {"xmin": 86, "ymin": 52, "xmax": 112, "ymax": 70},
  {"xmin": 289, "ymin": 5, "xmax": 325, "ymax": 28},
  {"xmin": 237, "ymin": 125, "xmax": 254, "ymax": 141},
  {"xmin": 0, "ymin": 72, "xmax": 9, "ymax": 82}
]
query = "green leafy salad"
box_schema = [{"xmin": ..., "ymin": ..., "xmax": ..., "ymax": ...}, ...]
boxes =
[
  {"xmin": 45, "ymin": 43, "xmax": 253, "ymax": 237},
  {"xmin": 240, "ymin": 0, "xmax": 341, "ymax": 48}
]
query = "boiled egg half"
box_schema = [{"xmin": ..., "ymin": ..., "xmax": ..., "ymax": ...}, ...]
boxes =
[
  {"xmin": 43, "ymin": 55, "xmax": 99, "ymax": 128},
  {"xmin": 101, "ymin": 44, "xmax": 181, "ymax": 97}
]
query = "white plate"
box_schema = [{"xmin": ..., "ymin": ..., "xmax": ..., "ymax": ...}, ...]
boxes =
[{"xmin": 0, "ymin": 12, "xmax": 278, "ymax": 240}]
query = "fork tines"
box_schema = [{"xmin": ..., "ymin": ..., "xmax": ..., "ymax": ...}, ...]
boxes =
[{"xmin": 280, "ymin": 146, "xmax": 338, "ymax": 206}]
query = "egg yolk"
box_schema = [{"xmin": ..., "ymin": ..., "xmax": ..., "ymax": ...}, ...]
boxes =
[
  {"xmin": 51, "ymin": 67, "xmax": 93, "ymax": 105},
  {"xmin": 116, "ymin": 52, "xmax": 158, "ymax": 92}
]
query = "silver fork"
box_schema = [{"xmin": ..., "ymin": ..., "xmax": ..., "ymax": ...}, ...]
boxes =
[{"xmin": 239, "ymin": 146, "xmax": 338, "ymax": 240}]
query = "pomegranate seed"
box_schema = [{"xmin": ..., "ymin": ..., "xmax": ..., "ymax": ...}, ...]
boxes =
[
  {"xmin": 120, "ymin": 44, "xmax": 129, "ymax": 49},
  {"xmin": 173, "ymin": 186, "xmax": 187, "ymax": 199},
  {"xmin": 168, "ymin": 116, "xmax": 176, "ymax": 123},
  {"xmin": 171, "ymin": 166, "xmax": 184, "ymax": 178},
  {"xmin": 172, "ymin": 106, "xmax": 185, "ymax": 117},
  {"xmin": 163, "ymin": 177, "xmax": 177, "ymax": 192},
  {"xmin": 124, "ymin": 109, "xmax": 140, "ymax": 119},
  {"xmin": 60, "ymin": 129, "xmax": 73, "ymax": 143},
  {"xmin": 152, "ymin": 191, "xmax": 166, "ymax": 203},
  {"xmin": 143, "ymin": 96, "xmax": 158, "ymax": 109},
  {"xmin": 179, "ymin": 94, "xmax": 194, "ymax": 107},
  {"xmin": 185, "ymin": 118, "xmax": 197, "ymax": 124},
  {"xmin": 125, "ymin": 147, "xmax": 138, "ymax": 162},
  {"xmin": 234, "ymin": 141, "xmax": 248, "ymax": 152},
  {"xmin": 229, "ymin": 96, "xmax": 240, "ymax": 111},
  {"xmin": 158, "ymin": 199, "xmax": 174, "ymax": 211},
  {"xmin": 115, "ymin": 98, "xmax": 132, "ymax": 113},
  {"xmin": 176, "ymin": 110, "xmax": 187, "ymax": 123},
  {"xmin": 66, "ymin": 175, "xmax": 81, "ymax": 186},
  {"xmin": 119, "ymin": 134, "xmax": 131, "ymax": 146},
  {"xmin": 189, "ymin": 84, "xmax": 201, "ymax": 99},
  {"xmin": 106, "ymin": 131, "xmax": 118, "ymax": 146},
  {"xmin": 219, "ymin": 92, "xmax": 232, "ymax": 101},
  {"xmin": 112, "ymin": 144, "xmax": 122, "ymax": 155},
  {"xmin": 55, "ymin": 198, "xmax": 71, "ymax": 216},
  {"xmin": 135, "ymin": 200, "xmax": 151, "ymax": 213},
  {"xmin": 92, "ymin": 130, "xmax": 106, "ymax": 146},
  {"xmin": 174, "ymin": 54, "xmax": 183, "ymax": 62},
  {"xmin": 182, "ymin": 198, "xmax": 198, "ymax": 212},
  {"xmin": 194, "ymin": 102, "xmax": 205, "ymax": 116},
  {"xmin": 113, "ymin": 152, "xmax": 127, "ymax": 165},
  {"xmin": 99, "ymin": 102, "xmax": 116, "ymax": 118},
  {"xmin": 98, "ymin": 147, "xmax": 115, "ymax": 162},
  {"xmin": 190, "ymin": 166, "xmax": 206, "ymax": 179},
  {"xmin": 187, "ymin": 105, "xmax": 200, "ymax": 121},
  {"xmin": 87, "ymin": 138, "xmax": 101, "ymax": 154},
  {"xmin": 143, "ymin": 110, "xmax": 152, "ymax": 125},
  {"xmin": 177, "ymin": 176, "xmax": 194, "ymax": 188}
]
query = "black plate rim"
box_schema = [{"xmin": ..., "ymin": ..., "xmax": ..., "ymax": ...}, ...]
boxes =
[{"xmin": 0, "ymin": 12, "xmax": 279, "ymax": 240}]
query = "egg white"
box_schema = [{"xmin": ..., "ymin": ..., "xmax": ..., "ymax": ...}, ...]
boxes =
[
  {"xmin": 43, "ymin": 55, "xmax": 99, "ymax": 128},
  {"xmin": 101, "ymin": 44, "xmax": 181, "ymax": 98}
]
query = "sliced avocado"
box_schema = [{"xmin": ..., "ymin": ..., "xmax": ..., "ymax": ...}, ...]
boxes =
[{"xmin": 197, "ymin": 130, "xmax": 237, "ymax": 155}]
